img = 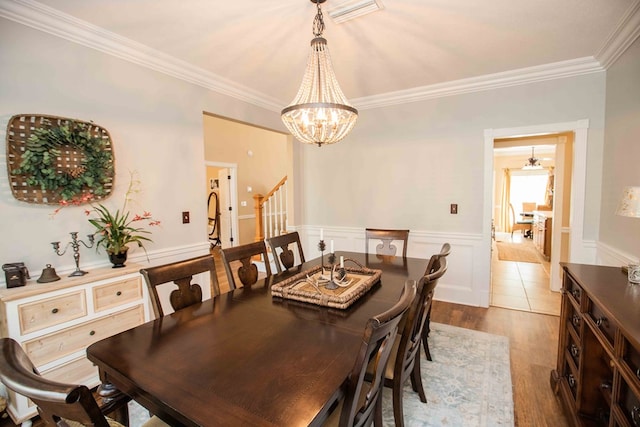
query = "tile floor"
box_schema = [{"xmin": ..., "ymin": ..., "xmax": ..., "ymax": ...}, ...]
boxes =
[{"xmin": 490, "ymin": 232, "xmax": 561, "ymax": 316}]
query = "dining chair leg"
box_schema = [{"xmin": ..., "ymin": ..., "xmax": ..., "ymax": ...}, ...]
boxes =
[
  {"xmin": 410, "ymin": 359, "xmax": 428, "ymax": 403},
  {"xmin": 392, "ymin": 376, "xmax": 405, "ymax": 427}
]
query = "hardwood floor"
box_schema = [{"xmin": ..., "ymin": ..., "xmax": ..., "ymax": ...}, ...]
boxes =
[
  {"xmin": 2, "ymin": 250, "xmax": 569, "ymax": 426},
  {"xmin": 431, "ymin": 301, "xmax": 569, "ymax": 427}
]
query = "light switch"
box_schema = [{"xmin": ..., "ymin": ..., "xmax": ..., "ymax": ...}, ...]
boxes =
[
  {"xmin": 241, "ymin": 201, "xmax": 247, "ymax": 207},
  {"xmin": 247, "ymin": 186, "xmax": 252, "ymax": 193}
]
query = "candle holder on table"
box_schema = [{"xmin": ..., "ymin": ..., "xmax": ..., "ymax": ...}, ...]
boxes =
[
  {"xmin": 52, "ymin": 232, "xmax": 95, "ymax": 277},
  {"xmin": 325, "ymin": 252, "xmax": 339, "ymax": 290},
  {"xmin": 318, "ymin": 239, "xmax": 326, "ymax": 274}
]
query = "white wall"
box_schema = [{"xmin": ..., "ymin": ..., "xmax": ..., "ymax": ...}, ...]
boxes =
[
  {"xmin": 599, "ymin": 36, "xmax": 640, "ymax": 265},
  {"xmin": 0, "ymin": 19, "xmax": 282, "ymax": 278}
]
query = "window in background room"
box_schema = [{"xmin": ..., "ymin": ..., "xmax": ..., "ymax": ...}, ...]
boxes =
[{"xmin": 509, "ymin": 170, "xmax": 549, "ymax": 218}]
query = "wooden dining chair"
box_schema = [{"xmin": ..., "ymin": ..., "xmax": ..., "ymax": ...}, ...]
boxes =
[
  {"xmin": 0, "ymin": 338, "xmax": 168, "ymax": 427},
  {"xmin": 421, "ymin": 242, "xmax": 451, "ymax": 362},
  {"xmin": 266, "ymin": 231, "xmax": 305, "ymax": 274},
  {"xmin": 140, "ymin": 254, "xmax": 220, "ymax": 318},
  {"xmin": 509, "ymin": 203, "xmax": 533, "ymax": 238},
  {"xmin": 323, "ymin": 280, "xmax": 416, "ymax": 427},
  {"xmin": 221, "ymin": 241, "xmax": 272, "ymax": 289},
  {"xmin": 365, "ymin": 228, "xmax": 410, "ymax": 258},
  {"xmin": 381, "ymin": 258, "xmax": 448, "ymax": 427}
]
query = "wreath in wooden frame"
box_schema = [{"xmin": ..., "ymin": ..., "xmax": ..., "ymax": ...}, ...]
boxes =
[{"xmin": 6, "ymin": 115, "xmax": 115, "ymax": 204}]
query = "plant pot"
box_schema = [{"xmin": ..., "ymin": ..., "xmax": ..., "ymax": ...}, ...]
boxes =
[{"xmin": 108, "ymin": 248, "xmax": 128, "ymax": 268}]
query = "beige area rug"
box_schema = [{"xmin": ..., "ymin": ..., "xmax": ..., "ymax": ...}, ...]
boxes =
[{"xmin": 496, "ymin": 241, "xmax": 540, "ymax": 263}]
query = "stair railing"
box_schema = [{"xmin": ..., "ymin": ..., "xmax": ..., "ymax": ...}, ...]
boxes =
[{"xmin": 254, "ymin": 176, "xmax": 288, "ymax": 243}]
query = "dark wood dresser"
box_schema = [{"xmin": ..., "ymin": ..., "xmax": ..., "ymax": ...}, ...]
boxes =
[{"xmin": 552, "ymin": 263, "xmax": 640, "ymax": 427}]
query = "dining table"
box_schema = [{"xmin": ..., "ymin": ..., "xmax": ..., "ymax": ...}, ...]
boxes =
[{"xmin": 87, "ymin": 251, "xmax": 429, "ymax": 427}]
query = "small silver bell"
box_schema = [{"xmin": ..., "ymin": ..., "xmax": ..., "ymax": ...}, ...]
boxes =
[{"xmin": 37, "ymin": 264, "xmax": 61, "ymax": 283}]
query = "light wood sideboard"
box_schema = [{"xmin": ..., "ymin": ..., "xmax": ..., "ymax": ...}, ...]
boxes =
[
  {"xmin": 0, "ymin": 264, "xmax": 151, "ymax": 425},
  {"xmin": 551, "ymin": 263, "xmax": 640, "ymax": 427}
]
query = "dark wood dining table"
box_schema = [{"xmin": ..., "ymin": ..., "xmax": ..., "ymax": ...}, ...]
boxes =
[{"xmin": 87, "ymin": 251, "xmax": 429, "ymax": 427}]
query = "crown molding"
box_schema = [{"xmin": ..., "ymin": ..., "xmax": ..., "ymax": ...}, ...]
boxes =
[
  {"xmin": 1, "ymin": 0, "xmax": 638, "ymax": 113},
  {"xmin": 595, "ymin": 0, "xmax": 640, "ymax": 68},
  {"xmin": 352, "ymin": 57, "xmax": 604, "ymax": 110},
  {"xmin": 0, "ymin": 0, "xmax": 283, "ymax": 112}
]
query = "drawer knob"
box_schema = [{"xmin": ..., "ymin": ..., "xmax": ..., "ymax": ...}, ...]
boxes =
[
  {"xmin": 572, "ymin": 314, "xmax": 581, "ymax": 328},
  {"xmin": 567, "ymin": 374, "xmax": 576, "ymax": 388},
  {"xmin": 116, "ymin": 291, "xmax": 122, "ymax": 296},
  {"xmin": 89, "ymin": 330, "xmax": 96, "ymax": 336},
  {"xmin": 636, "ymin": 368, "xmax": 640, "ymax": 380},
  {"xmin": 596, "ymin": 317, "xmax": 607, "ymax": 328},
  {"xmin": 570, "ymin": 344, "xmax": 580, "ymax": 358},
  {"xmin": 51, "ymin": 308, "xmax": 59, "ymax": 314},
  {"xmin": 572, "ymin": 289, "xmax": 581, "ymax": 299},
  {"xmin": 632, "ymin": 406, "xmax": 640, "ymax": 426}
]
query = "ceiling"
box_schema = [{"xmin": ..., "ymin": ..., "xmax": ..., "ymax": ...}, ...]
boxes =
[{"xmin": 9, "ymin": 0, "xmax": 640, "ymax": 110}]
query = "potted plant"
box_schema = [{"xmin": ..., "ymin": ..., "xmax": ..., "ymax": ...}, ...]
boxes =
[{"xmin": 53, "ymin": 171, "xmax": 160, "ymax": 267}]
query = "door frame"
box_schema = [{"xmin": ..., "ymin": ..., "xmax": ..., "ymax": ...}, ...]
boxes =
[
  {"xmin": 205, "ymin": 161, "xmax": 239, "ymax": 247},
  {"xmin": 483, "ymin": 119, "xmax": 590, "ymax": 304}
]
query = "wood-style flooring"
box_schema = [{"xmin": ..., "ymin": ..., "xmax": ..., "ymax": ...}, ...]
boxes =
[{"xmin": 2, "ymin": 247, "xmax": 569, "ymax": 427}]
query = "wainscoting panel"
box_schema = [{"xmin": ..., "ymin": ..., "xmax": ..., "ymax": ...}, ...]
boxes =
[{"xmin": 296, "ymin": 226, "xmax": 488, "ymax": 307}]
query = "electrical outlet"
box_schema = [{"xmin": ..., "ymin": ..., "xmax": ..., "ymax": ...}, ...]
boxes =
[
  {"xmin": 450, "ymin": 204, "xmax": 458, "ymax": 214},
  {"xmin": 182, "ymin": 211, "xmax": 190, "ymax": 224}
]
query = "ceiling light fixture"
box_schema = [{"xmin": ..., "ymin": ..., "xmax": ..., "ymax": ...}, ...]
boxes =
[
  {"xmin": 281, "ymin": 0, "xmax": 358, "ymax": 147},
  {"xmin": 522, "ymin": 147, "xmax": 543, "ymax": 170}
]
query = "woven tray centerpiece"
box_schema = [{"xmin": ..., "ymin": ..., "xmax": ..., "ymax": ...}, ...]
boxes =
[{"xmin": 271, "ymin": 262, "xmax": 382, "ymax": 310}]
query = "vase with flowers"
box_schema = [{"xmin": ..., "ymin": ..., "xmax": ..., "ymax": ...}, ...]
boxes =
[{"xmin": 53, "ymin": 171, "xmax": 160, "ymax": 268}]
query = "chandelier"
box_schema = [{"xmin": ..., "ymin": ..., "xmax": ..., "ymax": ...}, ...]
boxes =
[
  {"xmin": 281, "ymin": 0, "xmax": 358, "ymax": 147},
  {"xmin": 522, "ymin": 147, "xmax": 543, "ymax": 170}
]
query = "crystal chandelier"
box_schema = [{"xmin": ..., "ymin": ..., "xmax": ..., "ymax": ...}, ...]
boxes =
[
  {"xmin": 281, "ymin": 0, "xmax": 358, "ymax": 147},
  {"xmin": 522, "ymin": 147, "xmax": 543, "ymax": 170}
]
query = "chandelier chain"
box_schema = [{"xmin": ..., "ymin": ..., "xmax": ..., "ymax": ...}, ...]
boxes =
[{"xmin": 313, "ymin": 1, "xmax": 325, "ymax": 37}]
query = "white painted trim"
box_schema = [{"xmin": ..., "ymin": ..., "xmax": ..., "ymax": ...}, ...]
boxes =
[
  {"xmin": 238, "ymin": 214, "xmax": 256, "ymax": 220},
  {"xmin": 296, "ymin": 226, "xmax": 488, "ymax": 307},
  {"xmin": 354, "ymin": 58, "xmax": 604, "ymax": 110},
  {"xmin": 597, "ymin": 241, "xmax": 638, "ymax": 266},
  {"xmin": 0, "ymin": 0, "xmax": 282, "ymax": 112},
  {"xmin": 2, "ymin": 0, "xmax": 638, "ymax": 112},
  {"xmin": 595, "ymin": 0, "xmax": 640, "ymax": 68},
  {"xmin": 484, "ymin": 120, "xmax": 593, "ymax": 297}
]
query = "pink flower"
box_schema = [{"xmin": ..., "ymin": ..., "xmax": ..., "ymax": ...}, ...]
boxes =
[
  {"xmin": 149, "ymin": 220, "xmax": 161, "ymax": 226},
  {"xmin": 84, "ymin": 210, "xmax": 91, "ymax": 216},
  {"xmin": 143, "ymin": 211, "xmax": 152, "ymax": 218},
  {"xmin": 132, "ymin": 214, "xmax": 143, "ymax": 221}
]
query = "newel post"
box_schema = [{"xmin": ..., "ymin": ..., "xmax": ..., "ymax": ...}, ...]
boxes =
[{"xmin": 254, "ymin": 193, "xmax": 265, "ymax": 242}]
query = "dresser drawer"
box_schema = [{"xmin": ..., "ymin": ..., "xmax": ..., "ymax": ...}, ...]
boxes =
[
  {"xmin": 93, "ymin": 277, "xmax": 142, "ymax": 312},
  {"xmin": 42, "ymin": 356, "xmax": 98, "ymax": 386},
  {"xmin": 566, "ymin": 331, "xmax": 581, "ymax": 368},
  {"xmin": 24, "ymin": 305, "xmax": 144, "ymax": 366},
  {"xmin": 18, "ymin": 290, "xmax": 87, "ymax": 335},
  {"xmin": 564, "ymin": 274, "xmax": 583, "ymax": 307},
  {"xmin": 623, "ymin": 338, "xmax": 640, "ymax": 388},
  {"xmin": 566, "ymin": 300, "xmax": 582, "ymax": 340},
  {"xmin": 618, "ymin": 378, "xmax": 640, "ymax": 427},
  {"xmin": 587, "ymin": 300, "xmax": 617, "ymax": 350}
]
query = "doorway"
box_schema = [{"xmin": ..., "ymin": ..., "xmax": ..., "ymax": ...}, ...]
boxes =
[{"xmin": 205, "ymin": 162, "xmax": 239, "ymax": 249}]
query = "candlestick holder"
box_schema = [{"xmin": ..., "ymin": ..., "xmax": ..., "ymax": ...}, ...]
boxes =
[
  {"xmin": 318, "ymin": 239, "xmax": 326, "ymax": 274},
  {"xmin": 326, "ymin": 252, "xmax": 338, "ymax": 290},
  {"xmin": 52, "ymin": 232, "xmax": 95, "ymax": 277}
]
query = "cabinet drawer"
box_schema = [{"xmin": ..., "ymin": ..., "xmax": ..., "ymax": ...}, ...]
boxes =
[
  {"xmin": 93, "ymin": 277, "xmax": 142, "ymax": 312},
  {"xmin": 564, "ymin": 275, "xmax": 583, "ymax": 307},
  {"xmin": 623, "ymin": 338, "xmax": 640, "ymax": 388},
  {"xmin": 563, "ymin": 360, "xmax": 579, "ymax": 401},
  {"xmin": 588, "ymin": 300, "xmax": 617, "ymax": 349},
  {"xmin": 566, "ymin": 331, "xmax": 581, "ymax": 368},
  {"xmin": 18, "ymin": 290, "xmax": 87, "ymax": 335},
  {"xmin": 24, "ymin": 305, "xmax": 144, "ymax": 366},
  {"xmin": 618, "ymin": 378, "xmax": 640, "ymax": 427},
  {"xmin": 566, "ymin": 300, "xmax": 582, "ymax": 340}
]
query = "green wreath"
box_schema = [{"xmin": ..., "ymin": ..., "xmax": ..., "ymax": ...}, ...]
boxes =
[{"xmin": 12, "ymin": 120, "xmax": 113, "ymax": 201}]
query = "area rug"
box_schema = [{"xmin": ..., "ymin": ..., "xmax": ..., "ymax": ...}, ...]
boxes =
[
  {"xmin": 381, "ymin": 322, "xmax": 514, "ymax": 426},
  {"xmin": 127, "ymin": 323, "xmax": 514, "ymax": 427},
  {"xmin": 496, "ymin": 241, "xmax": 540, "ymax": 263}
]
